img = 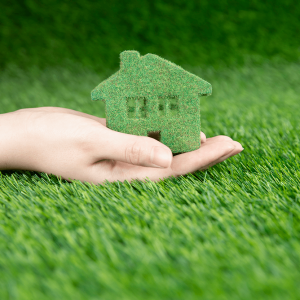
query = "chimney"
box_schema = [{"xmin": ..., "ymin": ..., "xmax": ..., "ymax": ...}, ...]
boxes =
[{"xmin": 120, "ymin": 50, "xmax": 140, "ymax": 69}]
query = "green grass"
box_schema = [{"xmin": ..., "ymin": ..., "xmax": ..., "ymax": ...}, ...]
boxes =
[
  {"xmin": 1, "ymin": 0, "xmax": 300, "ymax": 70},
  {"xmin": 0, "ymin": 60, "xmax": 299, "ymax": 299}
]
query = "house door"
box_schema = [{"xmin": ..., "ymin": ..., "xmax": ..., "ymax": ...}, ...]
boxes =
[{"xmin": 147, "ymin": 130, "xmax": 161, "ymax": 142}]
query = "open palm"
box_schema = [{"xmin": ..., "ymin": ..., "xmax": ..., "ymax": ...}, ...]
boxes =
[{"xmin": 1, "ymin": 107, "xmax": 243, "ymax": 185}]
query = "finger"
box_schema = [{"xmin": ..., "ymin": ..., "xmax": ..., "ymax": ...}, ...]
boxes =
[
  {"xmin": 170, "ymin": 141, "xmax": 236, "ymax": 177},
  {"xmin": 200, "ymin": 131, "xmax": 206, "ymax": 143},
  {"xmin": 16, "ymin": 107, "xmax": 107, "ymax": 126},
  {"xmin": 91, "ymin": 127, "xmax": 173, "ymax": 169},
  {"xmin": 106, "ymin": 141, "xmax": 237, "ymax": 183},
  {"xmin": 201, "ymin": 135, "xmax": 233, "ymax": 146},
  {"xmin": 201, "ymin": 141, "xmax": 244, "ymax": 170},
  {"xmin": 86, "ymin": 139, "xmax": 242, "ymax": 185},
  {"xmin": 92, "ymin": 140, "xmax": 235, "ymax": 184}
]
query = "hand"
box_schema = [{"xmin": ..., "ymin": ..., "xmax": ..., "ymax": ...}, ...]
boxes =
[{"xmin": 0, "ymin": 107, "xmax": 243, "ymax": 185}]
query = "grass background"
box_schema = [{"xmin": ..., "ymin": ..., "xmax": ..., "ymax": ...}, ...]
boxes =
[
  {"xmin": 1, "ymin": 1, "xmax": 300, "ymax": 299},
  {"xmin": 1, "ymin": 0, "xmax": 300, "ymax": 71}
]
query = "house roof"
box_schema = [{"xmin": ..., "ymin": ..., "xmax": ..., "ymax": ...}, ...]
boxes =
[{"xmin": 91, "ymin": 50, "xmax": 212, "ymax": 102}]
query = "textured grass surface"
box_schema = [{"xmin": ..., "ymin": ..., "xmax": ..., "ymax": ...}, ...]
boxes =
[{"xmin": 0, "ymin": 61, "xmax": 299, "ymax": 299}]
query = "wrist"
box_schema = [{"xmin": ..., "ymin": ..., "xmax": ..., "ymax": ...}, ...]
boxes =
[{"xmin": 0, "ymin": 111, "xmax": 33, "ymax": 171}]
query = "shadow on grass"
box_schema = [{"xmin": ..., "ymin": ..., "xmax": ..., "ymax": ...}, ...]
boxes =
[
  {"xmin": 0, "ymin": 169, "xmax": 69, "ymax": 185},
  {"xmin": 0, "ymin": 166, "xmax": 212, "ymax": 193}
]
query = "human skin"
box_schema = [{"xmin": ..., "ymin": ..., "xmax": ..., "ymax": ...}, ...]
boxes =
[{"xmin": 0, "ymin": 107, "xmax": 244, "ymax": 185}]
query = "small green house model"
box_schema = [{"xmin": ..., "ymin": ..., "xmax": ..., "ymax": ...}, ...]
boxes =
[{"xmin": 91, "ymin": 50, "xmax": 212, "ymax": 154}]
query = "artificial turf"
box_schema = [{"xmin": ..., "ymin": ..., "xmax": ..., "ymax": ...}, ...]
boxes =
[{"xmin": 0, "ymin": 61, "xmax": 299, "ymax": 299}]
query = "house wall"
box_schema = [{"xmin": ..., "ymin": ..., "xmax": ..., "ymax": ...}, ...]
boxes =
[{"xmin": 106, "ymin": 93, "xmax": 201, "ymax": 153}]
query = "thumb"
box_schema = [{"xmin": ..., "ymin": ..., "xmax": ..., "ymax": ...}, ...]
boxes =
[{"xmin": 100, "ymin": 129, "xmax": 173, "ymax": 168}]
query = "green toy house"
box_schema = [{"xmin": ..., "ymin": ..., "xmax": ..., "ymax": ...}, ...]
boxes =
[{"xmin": 91, "ymin": 50, "xmax": 212, "ymax": 154}]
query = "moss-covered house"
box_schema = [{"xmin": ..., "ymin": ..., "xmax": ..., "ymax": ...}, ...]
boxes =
[{"xmin": 91, "ymin": 50, "xmax": 212, "ymax": 154}]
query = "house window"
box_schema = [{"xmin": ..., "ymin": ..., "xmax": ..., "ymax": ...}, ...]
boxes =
[
  {"xmin": 158, "ymin": 95, "xmax": 179, "ymax": 117},
  {"xmin": 158, "ymin": 97, "xmax": 165, "ymax": 116},
  {"xmin": 168, "ymin": 95, "xmax": 179, "ymax": 116},
  {"xmin": 137, "ymin": 97, "xmax": 147, "ymax": 118},
  {"xmin": 126, "ymin": 96, "xmax": 147, "ymax": 119},
  {"xmin": 127, "ymin": 97, "xmax": 136, "ymax": 118},
  {"xmin": 127, "ymin": 95, "xmax": 179, "ymax": 118}
]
